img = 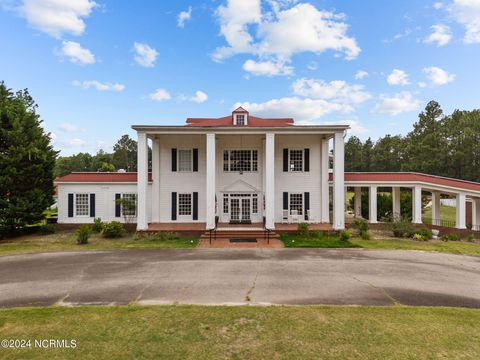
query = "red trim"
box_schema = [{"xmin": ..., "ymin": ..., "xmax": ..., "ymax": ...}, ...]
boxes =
[
  {"xmin": 56, "ymin": 172, "xmax": 152, "ymax": 183},
  {"xmin": 186, "ymin": 115, "xmax": 294, "ymax": 127}
]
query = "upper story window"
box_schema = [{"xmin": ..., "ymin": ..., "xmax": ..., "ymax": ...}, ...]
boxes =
[
  {"xmin": 289, "ymin": 149, "xmax": 303, "ymax": 172},
  {"xmin": 178, "ymin": 149, "xmax": 193, "ymax": 172},
  {"xmin": 236, "ymin": 114, "xmax": 245, "ymax": 126},
  {"xmin": 75, "ymin": 193, "xmax": 89, "ymax": 216},
  {"xmin": 223, "ymin": 150, "xmax": 258, "ymax": 172}
]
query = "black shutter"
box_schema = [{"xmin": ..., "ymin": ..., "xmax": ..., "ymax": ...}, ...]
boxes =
[
  {"xmin": 115, "ymin": 193, "xmax": 121, "ymax": 217},
  {"xmin": 89, "ymin": 194, "xmax": 95, "ymax": 217},
  {"xmin": 171, "ymin": 192, "xmax": 177, "ymax": 220},
  {"xmin": 283, "ymin": 149, "xmax": 289, "ymax": 172},
  {"xmin": 304, "ymin": 192, "xmax": 310, "ymax": 220},
  {"xmin": 193, "ymin": 192, "xmax": 198, "ymax": 220},
  {"xmin": 304, "ymin": 149, "xmax": 310, "ymax": 172},
  {"xmin": 68, "ymin": 193, "xmax": 74, "ymax": 217},
  {"xmin": 171, "ymin": 148, "xmax": 177, "ymax": 172},
  {"xmin": 283, "ymin": 192, "xmax": 288, "ymax": 210},
  {"xmin": 193, "ymin": 148, "xmax": 198, "ymax": 172}
]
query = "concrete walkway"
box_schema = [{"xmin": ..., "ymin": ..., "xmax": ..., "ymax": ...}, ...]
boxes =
[{"xmin": 1, "ymin": 249, "xmax": 480, "ymax": 308}]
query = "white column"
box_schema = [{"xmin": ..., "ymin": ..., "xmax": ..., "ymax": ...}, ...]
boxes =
[
  {"xmin": 354, "ymin": 187, "xmax": 362, "ymax": 218},
  {"xmin": 265, "ymin": 133, "xmax": 275, "ymax": 229},
  {"xmin": 320, "ymin": 137, "xmax": 330, "ymax": 223},
  {"xmin": 472, "ymin": 198, "xmax": 480, "ymax": 231},
  {"xmin": 136, "ymin": 132, "xmax": 149, "ymax": 231},
  {"xmin": 456, "ymin": 192, "xmax": 467, "ymax": 229},
  {"xmin": 412, "ymin": 186, "xmax": 422, "ymax": 224},
  {"xmin": 369, "ymin": 186, "xmax": 378, "ymax": 224},
  {"xmin": 392, "ymin": 187, "xmax": 401, "ymax": 220},
  {"xmin": 206, "ymin": 133, "xmax": 216, "ymax": 229},
  {"xmin": 431, "ymin": 191, "xmax": 441, "ymax": 226},
  {"xmin": 151, "ymin": 138, "xmax": 160, "ymax": 223},
  {"xmin": 333, "ymin": 132, "xmax": 345, "ymax": 230}
]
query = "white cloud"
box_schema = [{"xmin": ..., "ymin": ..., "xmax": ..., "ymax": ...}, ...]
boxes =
[
  {"xmin": 434, "ymin": 2, "xmax": 444, "ymax": 10},
  {"xmin": 68, "ymin": 138, "xmax": 86, "ymax": 146},
  {"xmin": 189, "ymin": 90, "xmax": 208, "ymax": 103},
  {"xmin": 242, "ymin": 59, "xmax": 293, "ymax": 76},
  {"xmin": 73, "ymin": 80, "xmax": 125, "ymax": 92},
  {"xmin": 149, "ymin": 88, "xmax": 171, "ymax": 101},
  {"xmin": 213, "ymin": 1, "xmax": 359, "ymax": 75},
  {"xmin": 177, "ymin": 6, "xmax": 192, "ymax": 28},
  {"xmin": 20, "ymin": 0, "xmax": 97, "ymax": 38},
  {"xmin": 424, "ymin": 24, "xmax": 452, "ymax": 46},
  {"xmin": 448, "ymin": 0, "xmax": 480, "ymax": 43},
  {"xmin": 292, "ymin": 78, "xmax": 371, "ymax": 104},
  {"xmin": 387, "ymin": 69, "xmax": 410, "ymax": 86},
  {"xmin": 234, "ymin": 97, "xmax": 350, "ymax": 122},
  {"xmin": 307, "ymin": 61, "xmax": 318, "ymax": 71},
  {"xmin": 423, "ymin": 66, "xmax": 456, "ymax": 85},
  {"xmin": 58, "ymin": 122, "xmax": 85, "ymax": 133},
  {"xmin": 372, "ymin": 92, "xmax": 420, "ymax": 115},
  {"xmin": 133, "ymin": 42, "xmax": 158, "ymax": 68},
  {"xmin": 418, "ymin": 81, "xmax": 427, "ymax": 88},
  {"xmin": 59, "ymin": 40, "xmax": 95, "ymax": 65},
  {"xmin": 354, "ymin": 70, "xmax": 368, "ymax": 80}
]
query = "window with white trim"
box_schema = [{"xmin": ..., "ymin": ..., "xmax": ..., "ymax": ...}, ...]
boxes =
[
  {"xmin": 223, "ymin": 150, "xmax": 258, "ymax": 172},
  {"xmin": 178, "ymin": 149, "xmax": 193, "ymax": 172},
  {"xmin": 75, "ymin": 193, "xmax": 89, "ymax": 216},
  {"xmin": 122, "ymin": 193, "xmax": 137, "ymax": 216},
  {"xmin": 236, "ymin": 114, "xmax": 245, "ymax": 126},
  {"xmin": 252, "ymin": 194, "xmax": 258, "ymax": 214},
  {"xmin": 223, "ymin": 194, "xmax": 229, "ymax": 214},
  {"xmin": 178, "ymin": 193, "xmax": 192, "ymax": 216},
  {"xmin": 289, "ymin": 149, "xmax": 303, "ymax": 172},
  {"xmin": 289, "ymin": 193, "xmax": 303, "ymax": 215}
]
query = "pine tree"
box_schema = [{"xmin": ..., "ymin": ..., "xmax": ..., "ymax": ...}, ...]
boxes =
[{"xmin": 0, "ymin": 82, "xmax": 57, "ymax": 236}]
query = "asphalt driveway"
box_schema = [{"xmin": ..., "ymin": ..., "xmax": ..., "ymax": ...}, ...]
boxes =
[{"xmin": 1, "ymin": 249, "xmax": 480, "ymax": 308}]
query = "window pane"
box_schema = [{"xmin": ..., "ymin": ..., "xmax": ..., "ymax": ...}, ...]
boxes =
[
  {"xmin": 75, "ymin": 193, "xmax": 89, "ymax": 216},
  {"xmin": 223, "ymin": 150, "xmax": 229, "ymax": 171},
  {"xmin": 178, "ymin": 149, "xmax": 192, "ymax": 172},
  {"xmin": 252, "ymin": 195, "xmax": 258, "ymax": 214},
  {"xmin": 290, "ymin": 150, "xmax": 303, "ymax": 172},
  {"xmin": 289, "ymin": 193, "xmax": 303, "ymax": 215},
  {"xmin": 178, "ymin": 193, "xmax": 192, "ymax": 216},
  {"xmin": 230, "ymin": 150, "xmax": 252, "ymax": 172},
  {"xmin": 223, "ymin": 194, "xmax": 229, "ymax": 214},
  {"xmin": 236, "ymin": 115, "xmax": 245, "ymax": 125},
  {"xmin": 122, "ymin": 193, "xmax": 137, "ymax": 216},
  {"xmin": 252, "ymin": 150, "xmax": 258, "ymax": 171}
]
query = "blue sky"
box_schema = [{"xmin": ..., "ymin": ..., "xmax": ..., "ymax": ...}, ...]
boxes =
[{"xmin": 1, "ymin": 0, "xmax": 480, "ymax": 155}]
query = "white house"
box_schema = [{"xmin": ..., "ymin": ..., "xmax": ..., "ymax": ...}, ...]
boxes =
[{"xmin": 56, "ymin": 108, "xmax": 480, "ymax": 233}]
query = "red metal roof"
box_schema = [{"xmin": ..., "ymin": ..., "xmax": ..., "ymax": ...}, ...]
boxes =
[
  {"xmin": 328, "ymin": 172, "xmax": 480, "ymax": 192},
  {"xmin": 186, "ymin": 115, "xmax": 294, "ymax": 127},
  {"xmin": 55, "ymin": 172, "xmax": 152, "ymax": 183}
]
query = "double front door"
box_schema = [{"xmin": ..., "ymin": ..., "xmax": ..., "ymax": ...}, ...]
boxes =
[{"xmin": 225, "ymin": 193, "xmax": 259, "ymax": 223}]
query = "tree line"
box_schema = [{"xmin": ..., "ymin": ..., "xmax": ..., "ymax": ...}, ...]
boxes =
[{"xmin": 345, "ymin": 101, "xmax": 480, "ymax": 182}]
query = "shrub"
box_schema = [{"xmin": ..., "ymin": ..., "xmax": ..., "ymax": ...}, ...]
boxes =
[
  {"xmin": 339, "ymin": 230, "xmax": 351, "ymax": 241},
  {"xmin": 102, "ymin": 221, "xmax": 124, "ymax": 238},
  {"xmin": 38, "ymin": 224, "xmax": 55, "ymax": 235},
  {"xmin": 297, "ymin": 222, "xmax": 310, "ymax": 236},
  {"xmin": 360, "ymin": 230, "xmax": 371, "ymax": 240},
  {"xmin": 391, "ymin": 218, "xmax": 415, "ymax": 238},
  {"xmin": 76, "ymin": 225, "xmax": 90, "ymax": 244},
  {"xmin": 142, "ymin": 232, "xmax": 179, "ymax": 241},
  {"xmin": 466, "ymin": 234, "xmax": 475, "ymax": 242},
  {"xmin": 413, "ymin": 228, "xmax": 432, "ymax": 241},
  {"xmin": 412, "ymin": 233, "xmax": 424, "ymax": 241},
  {"xmin": 441, "ymin": 233, "xmax": 461, "ymax": 242},
  {"xmin": 352, "ymin": 218, "xmax": 369, "ymax": 233},
  {"xmin": 91, "ymin": 217, "xmax": 104, "ymax": 233}
]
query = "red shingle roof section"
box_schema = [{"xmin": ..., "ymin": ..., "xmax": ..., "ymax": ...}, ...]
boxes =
[
  {"xmin": 328, "ymin": 172, "xmax": 480, "ymax": 192},
  {"xmin": 186, "ymin": 115, "xmax": 294, "ymax": 127},
  {"xmin": 56, "ymin": 172, "xmax": 152, "ymax": 182}
]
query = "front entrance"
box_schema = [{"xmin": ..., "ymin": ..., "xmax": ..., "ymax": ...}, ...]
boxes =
[{"xmin": 223, "ymin": 193, "xmax": 259, "ymax": 224}]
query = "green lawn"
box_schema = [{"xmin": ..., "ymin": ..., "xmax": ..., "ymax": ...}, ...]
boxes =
[
  {"xmin": 281, "ymin": 232, "xmax": 480, "ymax": 256},
  {"xmin": 423, "ymin": 204, "xmax": 457, "ymax": 224},
  {"xmin": 0, "ymin": 305, "xmax": 479, "ymax": 359},
  {"xmin": 0, "ymin": 231, "xmax": 198, "ymax": 256}
]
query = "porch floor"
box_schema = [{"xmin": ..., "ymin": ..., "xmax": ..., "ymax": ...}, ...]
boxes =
[{"xmin": 146, "ymin": 222, "xmax": 333, "ymax": 232}]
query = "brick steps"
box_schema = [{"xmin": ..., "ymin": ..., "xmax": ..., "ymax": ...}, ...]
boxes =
[{"xmin": 200, "ymin": 230, "xmax": 279, "ymax": 241}]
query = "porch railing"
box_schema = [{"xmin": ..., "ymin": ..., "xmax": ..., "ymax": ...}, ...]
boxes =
[
  {"xmin": 263, "ymin": 217, "xmax": 273, "ymax": 244},
  {"xmin": 423, "ymin": 218, "xmax": 456, "ymax": 228},
  {"xmin": 208, "ymin": 217, "xmax": 219, "ymax": 245}
]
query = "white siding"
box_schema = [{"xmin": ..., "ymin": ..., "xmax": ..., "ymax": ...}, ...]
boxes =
[{"xmin": 57, "ymin": 183, "xmax": 152, "ymax": 224}]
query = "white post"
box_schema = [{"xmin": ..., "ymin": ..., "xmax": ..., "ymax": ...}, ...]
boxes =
[
  {"xmin": 354, "ymin": 187, "xmax": 362, "ymax": 218},
  {"xmin": 456, "ymin": 192, "xmax": 466, "ymax": 229},
  {"xmin": 206, "ymin": 133, "xmax": 216, "ymax": 229},
  {"xmin": 333, "ymin": 132, "xmax": 345, "ymax": 230},
  {"xmin": 392, "ymin": 187, "xmax": 401, "ymax": 221},
  {"xmin": 136, "ymin": 132, "xmax": 149, "ymax": 231},
  {"xmin": 151, "ymin": 138, "xmax": 160, "ymax": 223},
  {"xmin": 431, "ymin": 191, "xmax": 441, "ymax": 226},
  {"xmin": 369, "ymin": 186, "xmax": 378, "ymax": 224},
  {"xmin": 320, "ymin": 137, "xmax": 330, "ymax": 223},
  {"xmin": 412, "ymin": 186, "xmax": 422, "ymax": 224},
  {"xmin": 473, "ymin": 198, "xmax": 480, "ymax": 231},
  {"xmin": 265, "ymin": 133, "xmax": 275, "ymax": 229}
]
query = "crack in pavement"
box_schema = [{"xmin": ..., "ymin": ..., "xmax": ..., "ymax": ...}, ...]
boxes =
[
  {"xmin": 350, "ymin": 275, "xmax": 401, "ymax": 306},
  {"xmin": 245, "ymin": 272, "xmax": 259, "ymax": 303}
]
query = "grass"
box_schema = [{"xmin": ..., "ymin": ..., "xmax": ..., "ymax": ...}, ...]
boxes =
[
  {"xmin": 0, "ymin": 231, "xmax": 198, "ymax": 256},
  {"xmin": 0, "ymin": 305, "xmax": 479, "ymax": 359},
  {"xmin": 423, "ymin": 204, "xmax": 457, "ymax": 224},
  {"xmin": 281, "ymin": 231, "xmax": 480, "ymax": 256}
]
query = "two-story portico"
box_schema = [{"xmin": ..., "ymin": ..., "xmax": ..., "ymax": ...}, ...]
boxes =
[{"xmin": 132, "ymin": 108, "xmax": 348, "ymax": 231}]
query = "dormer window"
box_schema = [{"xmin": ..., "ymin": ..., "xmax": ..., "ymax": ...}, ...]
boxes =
[
  {"xmin": 236, "ymin": 114, "xmax": 245, "ymax": 126},
  {"xmin": 232, "ymin": 107, "xmax": 249, "ymax": 126}
]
